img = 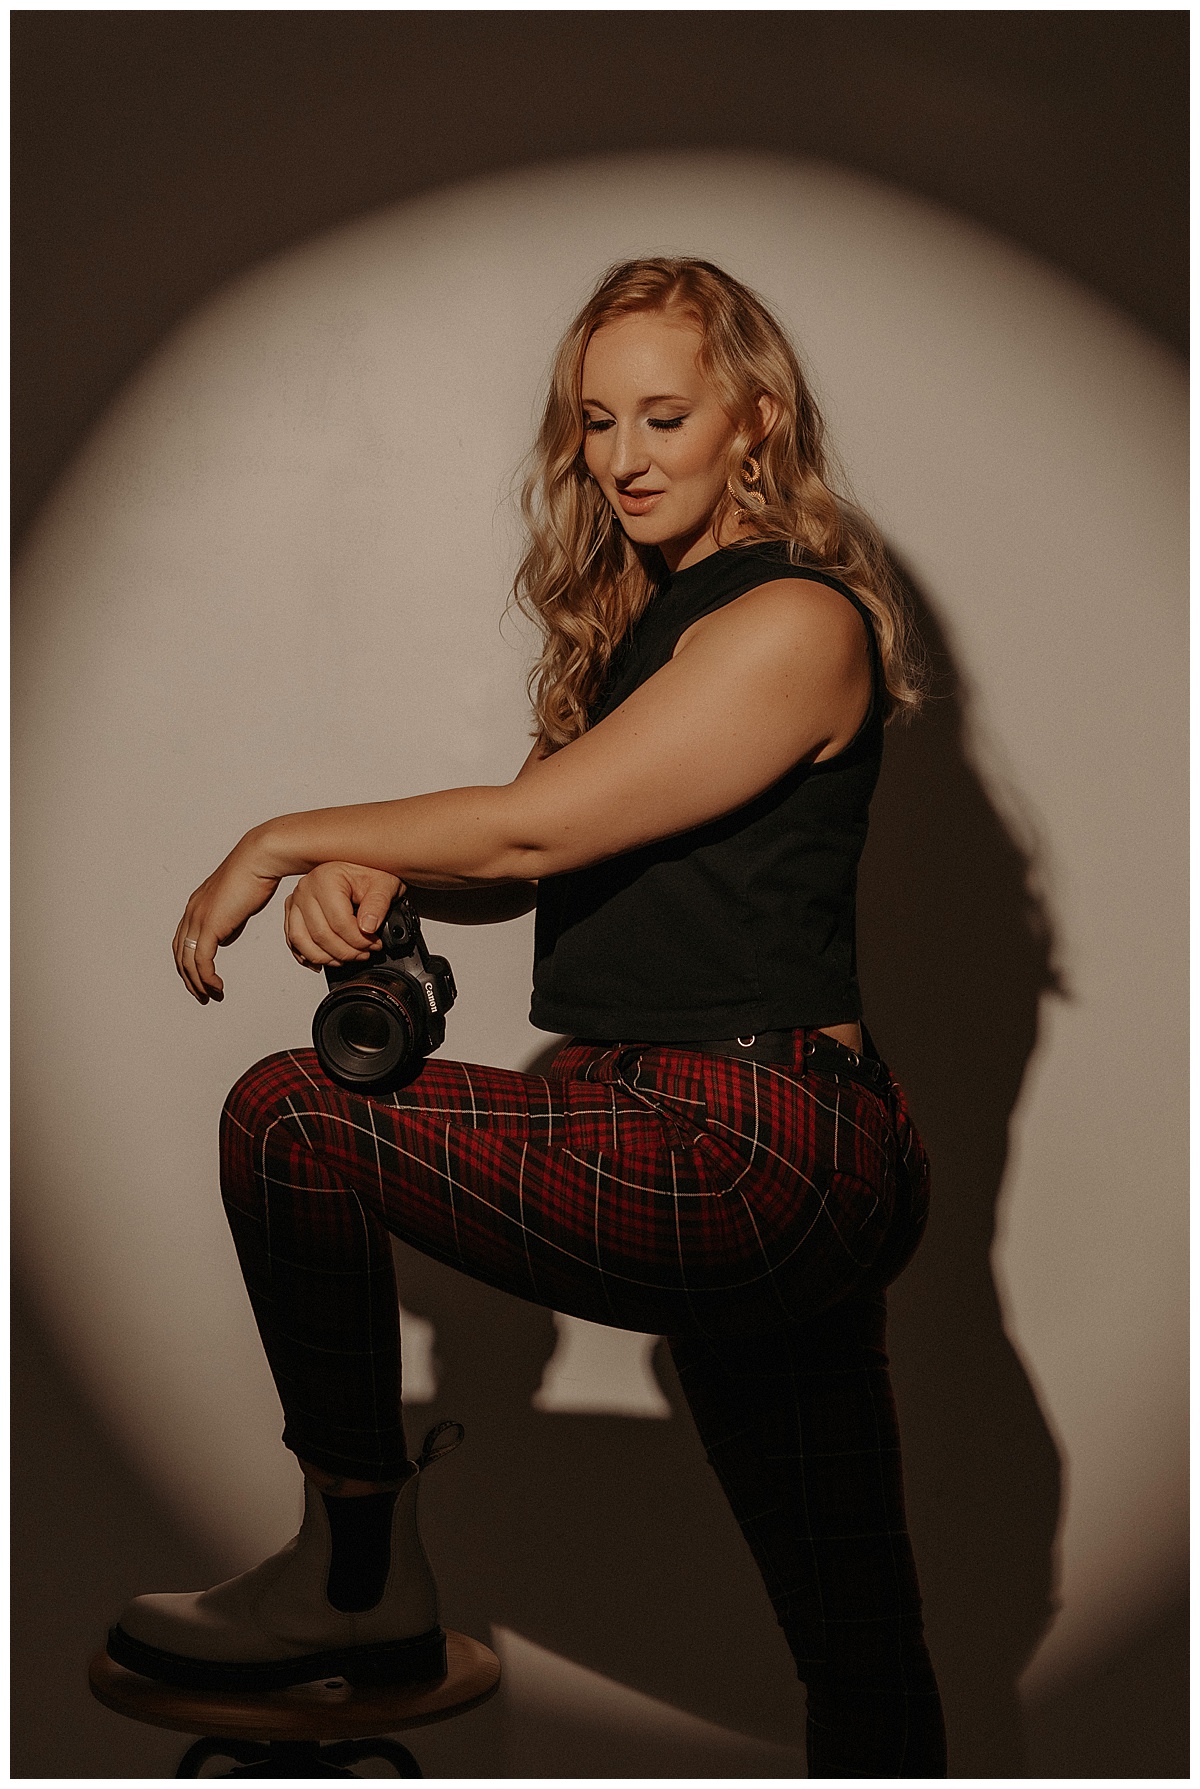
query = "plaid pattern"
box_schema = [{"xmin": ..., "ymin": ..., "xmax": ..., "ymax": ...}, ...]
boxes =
[{"xmin": 219, "ymin": 1033, "xmax": 945, "ymax": 1775}]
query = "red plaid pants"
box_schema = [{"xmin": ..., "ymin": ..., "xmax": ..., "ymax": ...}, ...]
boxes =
[{"xmin": 220, "ymin": 1034, "xmax": 945, "ymax": 1775}]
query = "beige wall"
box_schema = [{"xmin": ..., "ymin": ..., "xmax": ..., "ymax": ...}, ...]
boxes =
[{"xmin": 13, "ymin": 154, "xmax": 1186, "ymax": 1758}]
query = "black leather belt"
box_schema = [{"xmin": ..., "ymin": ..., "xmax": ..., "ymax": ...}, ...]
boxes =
[
  {"xmin": 688, "ymin": 1027, "xmax": 891, "ymax": 1095},
  {"xmin": 576, "ymin": 1029, "xmax": 891, "ymax": 1096}
]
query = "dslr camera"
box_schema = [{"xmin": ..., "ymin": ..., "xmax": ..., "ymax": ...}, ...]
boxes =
[{"xmin": 312, "ymin": 894, "xmax": 457, "ymax": 1094}]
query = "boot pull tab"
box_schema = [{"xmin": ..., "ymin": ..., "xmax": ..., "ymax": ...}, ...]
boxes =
[{"xmin": 417, "ymin": 1420, "xmax": 465, "ymax": 1470}]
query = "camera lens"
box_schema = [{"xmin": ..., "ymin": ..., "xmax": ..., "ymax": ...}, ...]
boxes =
[
  {"xmin": 312, "ymin": 971, "xmax": 423, "ymax": 1092},
  {"xmin": 338, "ymin": 1004, "xmax": 392, "ymax": 1057}
]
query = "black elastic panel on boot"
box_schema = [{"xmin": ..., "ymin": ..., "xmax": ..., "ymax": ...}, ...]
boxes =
[{"xmin": 322, "ymin": 1488, "xmax": 399, "ymax": 1613}]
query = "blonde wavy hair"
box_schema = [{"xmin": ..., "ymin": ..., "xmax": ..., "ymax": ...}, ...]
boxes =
[{"xmin": 513, "ymin": 257, "xmax": 925, "ymax": 749}]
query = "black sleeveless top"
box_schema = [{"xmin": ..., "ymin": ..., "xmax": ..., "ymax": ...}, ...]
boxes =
[{"xmin": 529, "ymin": 541, "xmax": 884, "ymax": 1041}]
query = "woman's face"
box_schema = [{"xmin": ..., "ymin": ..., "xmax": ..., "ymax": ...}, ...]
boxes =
[{"xmin": 581, "ymin": 311, "xmax": 749, "ymax": 572}]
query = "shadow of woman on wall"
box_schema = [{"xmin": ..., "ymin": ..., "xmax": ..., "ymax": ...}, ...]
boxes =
[
  {"xmin": 855, "ymin": 567, "xmax": 1063, "ymax": 1775},
  {"xmin": 397, "ymin": 567, "xmax": 1063, "ymax": 1777}
]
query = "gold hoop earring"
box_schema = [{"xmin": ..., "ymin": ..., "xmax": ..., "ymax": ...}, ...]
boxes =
[{"xmin": 742, "ymin": 456, "xmax": 761, "ymax": 487}]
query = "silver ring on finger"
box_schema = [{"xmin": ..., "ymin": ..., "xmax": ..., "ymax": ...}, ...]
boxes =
[{"xmin": 184, "ymin": 939, "xmax": 199, "ymax": 949}]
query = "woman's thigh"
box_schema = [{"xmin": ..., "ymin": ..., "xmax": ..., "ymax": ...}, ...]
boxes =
[{"xmin": 221, "ymin": 1038, "xmax": 910, "ymax": 1340}]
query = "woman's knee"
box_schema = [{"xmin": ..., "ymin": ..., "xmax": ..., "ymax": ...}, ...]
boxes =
[{"xmin": 220, "ymin": 1049, "xmax": 320, "ymax": 1153}]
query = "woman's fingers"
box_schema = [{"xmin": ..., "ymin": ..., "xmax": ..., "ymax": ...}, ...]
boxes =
[
  {"xmin": 354, "ymin": 870, "xmax": 404, "ymax": 937},
  {"xmin": 173, "ymin": 936, "xmax": 200, "ymax": 1001},
  {"xmin": 282, "ymin": 890, "xmax": 323, "ymax": 968},
  {"xmin": 171, "ymin": 860, "xmax": 397, "ymax": 1001},
  {"xmin": 313, "ymin": 888, "xmax": 378, "ymax": 955},
  {"xmin": 174, "ymin": 911, "xmax": 223, "ymax": 1003},
  {"xmin": 285, "ymin": 904, "xmax": 334, "ymax": 970},
  {"xmin": 171, "ymin": 853, "xmax": 281, "ymax": 1003},
  {"xmin": 173, "ymin": 909, "xmax": 202, "ymax": 1000},
  {"xmin": 191, "ymin": 931, "xmax": 225, "ymax": 1001},
  {"xmin": 291, "ymin": 897, "xmax": 368, "ymax": 964},
  {"xmin": 285, "ymin": 893, "xmax": 367, "ymax": 969},
  {"xmin": 290, "ymin": 865, "xmax": 396, "ymax": 958}
]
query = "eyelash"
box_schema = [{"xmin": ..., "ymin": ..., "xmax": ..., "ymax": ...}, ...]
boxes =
[{"xmin": 583, "ymin": 417, "xmax": 686, "ymax": 433}]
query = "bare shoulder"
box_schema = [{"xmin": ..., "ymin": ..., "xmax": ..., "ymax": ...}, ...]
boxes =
[{"xmin": 674, "ymin": 577, "xmax": 869, "ymax": 672}]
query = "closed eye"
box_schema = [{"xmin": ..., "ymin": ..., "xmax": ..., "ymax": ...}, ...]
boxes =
[
  {"xmin": 648, "ymin": 417, "xmax": 686, "ymax": 431},
  {"xmin": 584, "ymin": 418, "xmax": 613, "ymax": 433}
]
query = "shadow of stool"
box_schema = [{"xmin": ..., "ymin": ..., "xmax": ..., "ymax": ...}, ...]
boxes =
[{"xmin": 89, "ymin": 1631, "xmax": 500, "ymax": 1777}]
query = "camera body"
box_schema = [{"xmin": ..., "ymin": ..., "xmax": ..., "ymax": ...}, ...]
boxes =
[{"xmin": 312, "ymin": 895, "xmax": 457, "ymax": 1094}]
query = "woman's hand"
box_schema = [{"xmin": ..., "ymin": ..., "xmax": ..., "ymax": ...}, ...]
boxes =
[
  {"xmin": 283, "ymin": 863, "xmax": 403, "ymax": 972},
  {"xmin": 173, "ymin": 847, "xmax": 281, "ymax": 1004}
]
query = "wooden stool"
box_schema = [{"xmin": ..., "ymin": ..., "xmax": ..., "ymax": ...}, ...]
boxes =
[{"xmin": 89, "ymin": 1631, "xmax": 500, "ymax": 1778}]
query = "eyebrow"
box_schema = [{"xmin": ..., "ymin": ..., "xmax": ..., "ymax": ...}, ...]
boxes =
[{"xmin": 581, "ymin": 392, "xmax": 691, "ymax": 409}]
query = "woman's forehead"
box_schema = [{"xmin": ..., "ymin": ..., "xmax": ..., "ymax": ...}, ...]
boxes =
[{"xmin": 582, "ymin": 312, "xmax": 706, "ymax": 392}]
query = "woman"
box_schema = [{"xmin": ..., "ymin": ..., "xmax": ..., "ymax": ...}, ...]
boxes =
[{"xmin": 109, "ymin": 258, "xmax": 946, "ymax": 1776}]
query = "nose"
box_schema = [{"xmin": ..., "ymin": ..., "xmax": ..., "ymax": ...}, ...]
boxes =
[{"xmin": 609, "ymin": 422, "xmax": 652, "ymax": 486}]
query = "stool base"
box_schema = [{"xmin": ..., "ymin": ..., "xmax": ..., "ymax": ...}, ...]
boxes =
[{"xmin": 177, "ymin": 1735, "xmax": 421, "ymax": 1777}]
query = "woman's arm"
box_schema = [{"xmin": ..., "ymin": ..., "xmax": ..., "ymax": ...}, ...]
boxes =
[
  {"xmin": 276, "ymin": 744, "xmax": 542, "ymax": 985},
  {"xmin": 271, "ymin": 866, "xmax": 538, "ymax": 984},
  {"xmin": 175, "ymin": 581, "xmax": 868, "ymax": 1000},
  {"xmin": 405, "ymin": 737, "xmax": 543, "ymax": 922},
  {"xmin": 264, "ymin": 582, "xmax": 866, "ymax": 880}
]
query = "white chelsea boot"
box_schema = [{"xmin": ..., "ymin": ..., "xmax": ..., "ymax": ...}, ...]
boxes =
[{"xmin": 106, "ymin": 1422, "xmax": 461, "ymax": 1692}]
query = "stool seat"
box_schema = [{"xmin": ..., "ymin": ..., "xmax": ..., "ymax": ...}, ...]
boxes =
[{"xmin": 89, "ymin": 1630, "xmax": 500, "ymax": 1745}]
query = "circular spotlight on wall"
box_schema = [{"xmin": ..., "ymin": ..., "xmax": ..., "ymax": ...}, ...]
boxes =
[{"xmin": 12, "ymin": 153, "xmax": 1185, "ymax": 1700}]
